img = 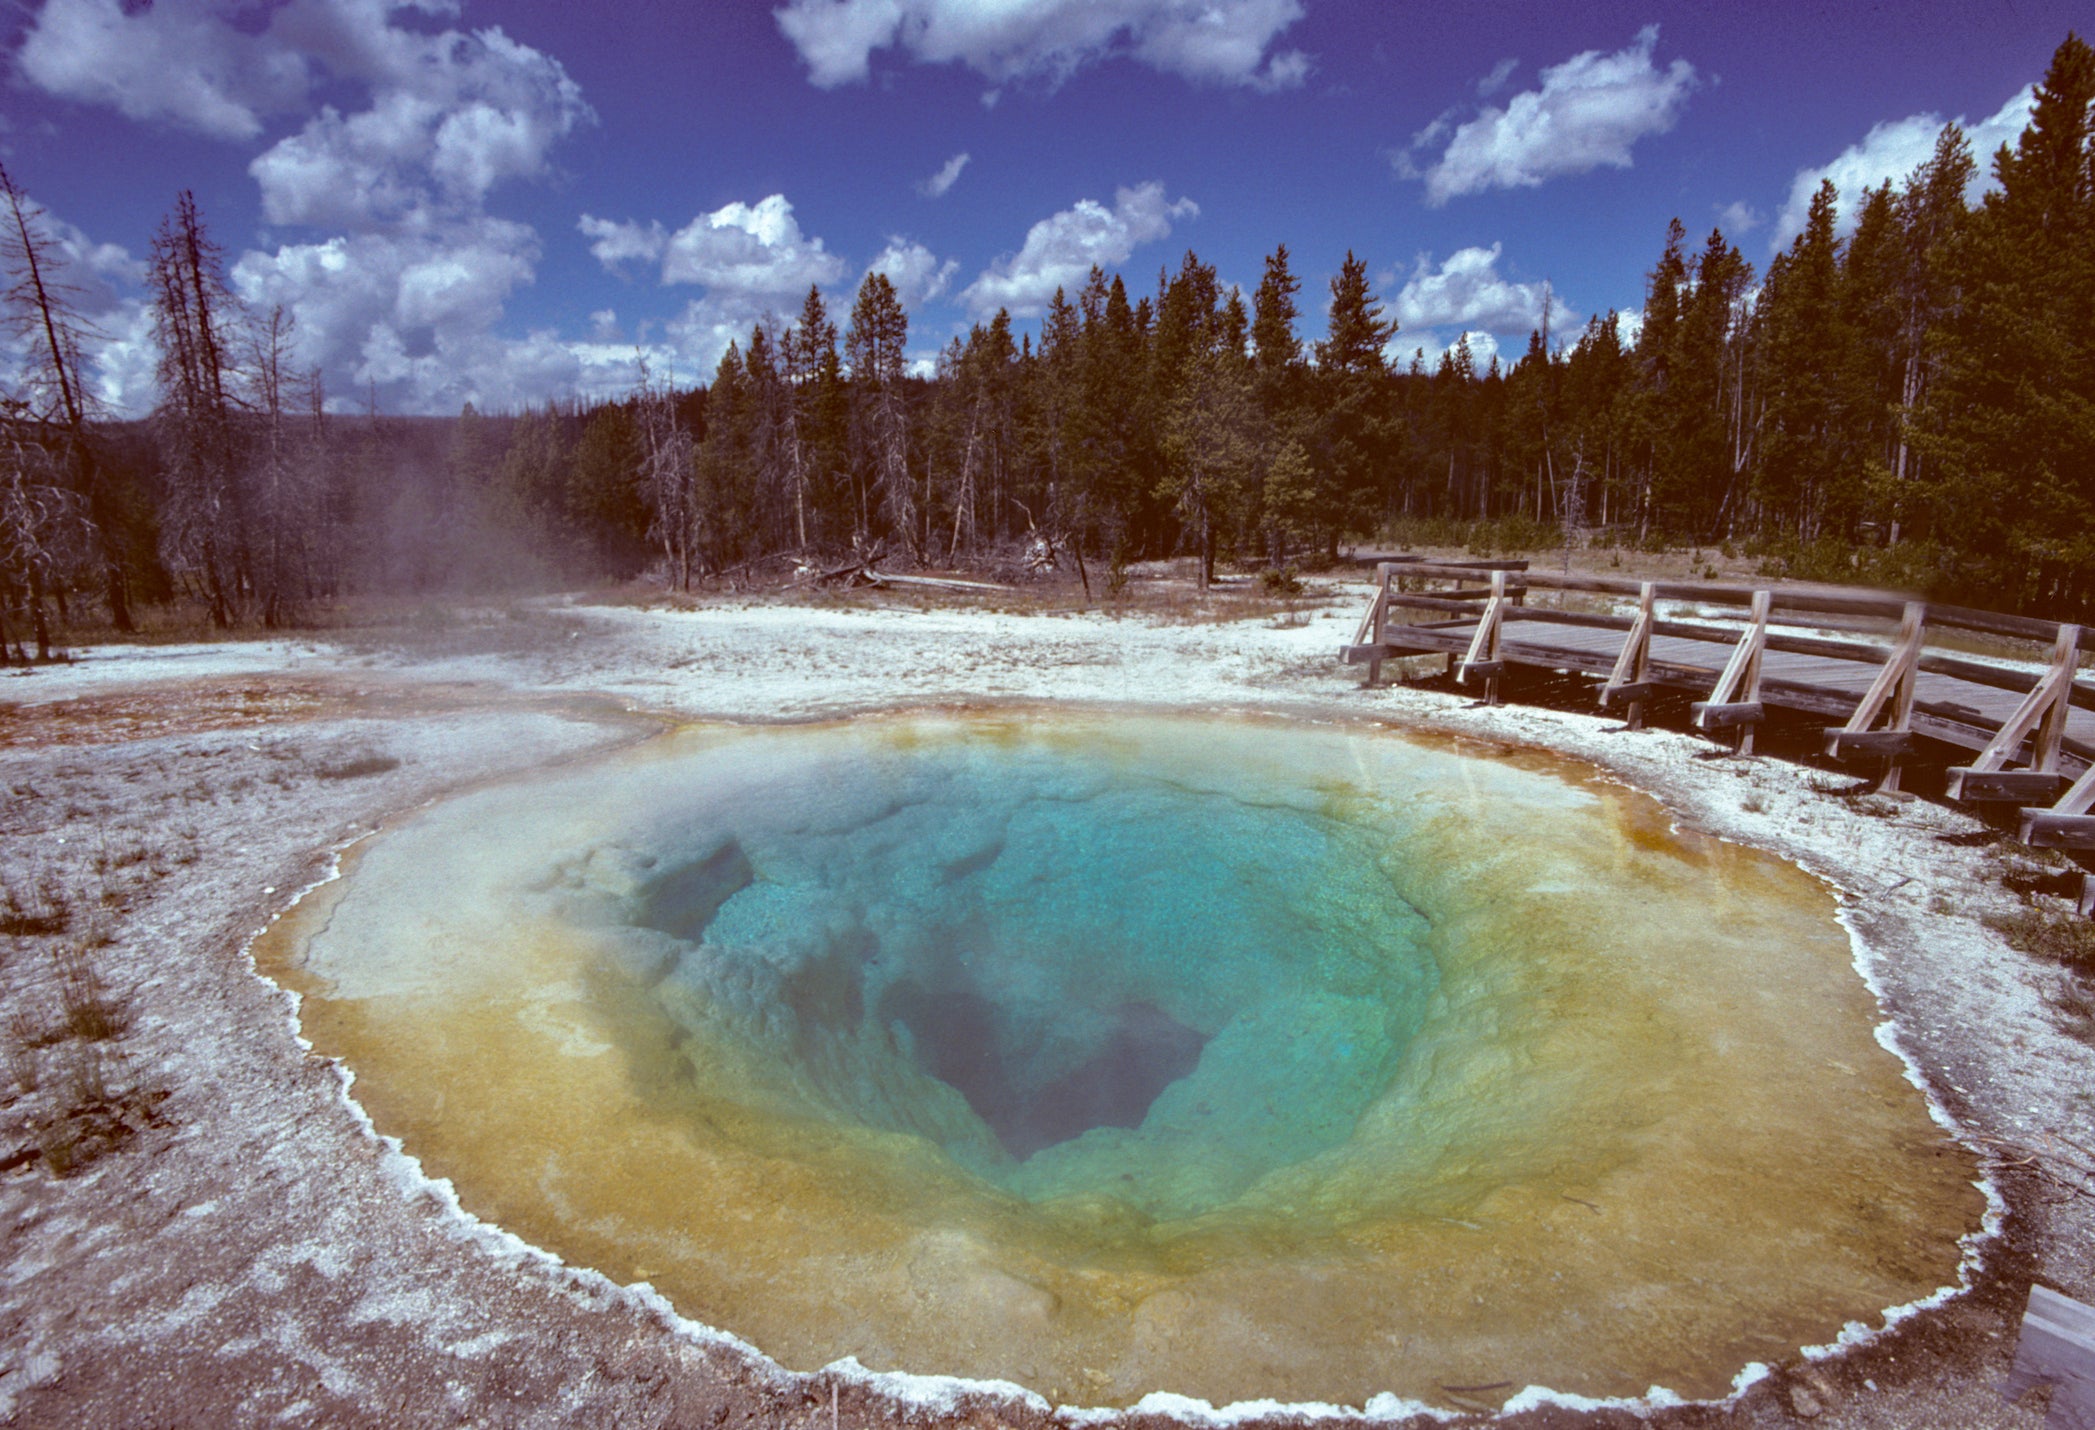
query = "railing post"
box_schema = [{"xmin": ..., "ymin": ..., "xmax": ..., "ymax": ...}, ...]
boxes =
[
  {"xmin": 1600, "ymin": 581, "xmax": 1655, "ymax": 731},
  {"xmin": 1954, "ymin": 622, "xmax": 2081, "ymax": 781},
  {"xmin": 1348, "ymin": 563, "xmax": 1394, "ymax": 687},
  {"xmin": 1825, "ymin": 601, "xmax": 1926, "ymax": 791},
  {"xmin": 1737, "ymin": 589, "xmax": 1770, "ymax": 754},
  {"xmin": 1458, "ymin": 569, "xmax": 1509, "ymax": 705},
  {"xmin": 2033, "ymin": 624, "xmax": 2081, "ymax": 775},
  {"xmin": 1692, "ymin": 588, "xmax": 1770, "ymax": 754},
  {"xmin": 1368, "ymin": 563, "xmax": 1390, "ymax": 686}
]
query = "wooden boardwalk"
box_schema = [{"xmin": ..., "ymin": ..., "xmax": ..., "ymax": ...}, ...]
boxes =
[{"xmin": 1340, "ymin": 558, "xmax": 2095, "ymax": 860}]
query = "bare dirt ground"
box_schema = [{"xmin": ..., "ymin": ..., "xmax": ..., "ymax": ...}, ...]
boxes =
[{"xmin": 1, "ymin": 572, "xmax": 2090, "ymax": 1429}]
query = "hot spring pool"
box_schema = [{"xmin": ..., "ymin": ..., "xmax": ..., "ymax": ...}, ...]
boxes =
[{"xmin": 268, "ymin": 711, "xmax": 1983, "ymax": 1411}]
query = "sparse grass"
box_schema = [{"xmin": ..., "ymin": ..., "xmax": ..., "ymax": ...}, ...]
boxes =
[
  {"xmin": 314, "ymin": 752, "xmax": 400, "ymax": 780},
  {"xmin": 5, "ymin": 1009, "xmax": 41, "ymax": 1093},
  {"xmin": 0, "ymin": 866, "xmax": 71, "ymax": 936},
  {"xmin": 2054, "ymin": 982, "xmax": 2095, "ymax": 1044},
  {"xmin": 1986, "ymin": 846, "xmax": 2084, "ymax": 899},
  {"xmin": 1984, "ymin": 903, "xmax": 2095, "ymax": 979},
  {"xmin": 2, "ymin": 904, "xmax": 162, "ymax": 1175},
  {"xmin": 55, "ymin": 942, "xmax": 127, "ymax": 1042}
]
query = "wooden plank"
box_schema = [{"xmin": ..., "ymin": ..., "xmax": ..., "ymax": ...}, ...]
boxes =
[
  {"xmin": 2004, "ymin": 1284, "xmax": 2095, "ymax": 1430},
  {"xmin": 1946, "ymin": 769, "xmax": 2071, "ymax": 803},
  {"xmin": 1363, "ymin": 560, "xmax": 1532, "ymax": 584},
  {"xmin": 1927, "ymin": 600, "xmax": 2080, "ymax": 649},
  {"xmin": 1458, "ymin": 660, "xmax": 1503, "ymax": 680},
  {"xmin": 1383, "ymin": 592, "xmax": 1498, "ymax": 614},
  {"xmin": 2021, "ymin": 813, "xmax": 2095, "ymax": 851},
  {"xmin": 1600, "ymin": 682, "xmax": 1657, "ymax": 706},
  {"xmin": 1826, "ymin": 730, "xmax": 1919, "ymax": 758},
  {"xmin": 1692, "ymin": 701, "xmax": 1765, "ymax": 728}
]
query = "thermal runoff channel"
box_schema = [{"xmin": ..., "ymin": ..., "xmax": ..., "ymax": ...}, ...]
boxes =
[{"xmin": 271, "ymin": 713, "xmax": 1984, "ymax": 1411}]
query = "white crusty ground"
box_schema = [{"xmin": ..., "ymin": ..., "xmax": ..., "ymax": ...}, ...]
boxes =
[{"xmin": 1, "ymin": 580, "xmax": 2088, "ymax": 1429}]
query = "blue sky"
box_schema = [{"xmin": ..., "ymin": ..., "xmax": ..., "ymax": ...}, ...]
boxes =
[{"xmin": 0, "ymin": 0, "xmax": 2080, "ymax": 415}]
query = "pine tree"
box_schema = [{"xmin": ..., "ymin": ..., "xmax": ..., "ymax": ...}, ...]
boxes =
[
  {"xmin": 1886, "ymin": 123, "xmax": 1975, "ymax": 541},
  {"xmin": 695, "ymin": 342, "xmax": 754, "ymax": 573},
  {"xmin": 1311, "ymin": 252, "xmax": 1398, "ymax": 550},
  {"xmin": 1757, "ymin": 184, "xmax": 1851, "ymax": 538},
  {"xmin": 1314, "ymin": 251, "xmax": 1397, "ymax": 377},
  {"xmin": 1251, "ymin": 244, "xmax": 1302, "ymax": 375},
  {"xmin": 1914, "ymin": 33, "xmax": 2095, "ymax": 610},
  {"xmin": 845, "ymin": 273, "xmax": 911, "ymax": 556},
  {"xmin": 1629, "ymin": 219, "xmax": 1689, "ymax": 541},
  {"xmin": 1152, "ymin": 253, "xmax": 1252, "ymax": 587},
  {"xmin": 782, "ymin": 284, "xmax": 837, "ymax": 551}
]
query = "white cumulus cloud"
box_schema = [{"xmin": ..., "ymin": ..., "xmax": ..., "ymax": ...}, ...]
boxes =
[
  {"xmin": 661, "ymin": 195, "xmax": 846, "ymax": 293},
  {"xmin": 868, "ymin": 238, "xmax": 959, "ymax": 310},
  {"xmin": 578, "ymin": 215, "xmax": 669, "ymax": 272},
  {"xmin": 1404, "ymin": 27, "xmax": 1695, "ymax": 206},
  {"xmin": 774, "ymin": 0, "xmax": 1308, "ymax": 92},
  {"xmin": 960, "ymin": 181, "xmax": 1197, "ymax": 318},
  {"xmin": 1392, "ymin": 244, "xmax": 1573, "ymax": 337},
  {"xmin": 14, "ymin": 0, "xmax": 308, "ymax": 140},
  {"xmin": 1772, "ymin": 85, "xmax": 2035, "ymax": 245},
  {"xmin": 249, "ymin": 20, "xmax": 591, "ymax": 229},
  {"xmin": 233, "ymin": 218, "xmax": 540, "ymax": 400},
  {"xmin": 581, "ymin": 197, "xmax": 852, "ymax": 380},
  {"xmin": 918, "ymin": 151, "xmax": 971, "ymax": 198},
  {"xmin": 18, "ymin": 0, "xmax": 592, "ymax": 220},
  {"xmin": 1476, "ymin": 57, "xmax": 1517, "ymax": 98},
  {"xmin": 1717, "ymin": 200, "xmax": 1765, "ymax": 235},
  {"xmin": 13, "ymin": 0, "xmax": 633, "ymax": 415}
]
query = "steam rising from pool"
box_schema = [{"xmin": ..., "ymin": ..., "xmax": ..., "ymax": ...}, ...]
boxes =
[{"xmin": 273, "ymin": 712, "xmax": 1983, "ymax": 1411}]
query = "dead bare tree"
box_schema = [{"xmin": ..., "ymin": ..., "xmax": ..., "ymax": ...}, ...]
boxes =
[
  {"xmin": 149, "ymin": 191, "xmax": 249, "ymax": 626},
  {"xmin": 0, "ymin": 402, "xmax": 91, "ymax": 660},
  {"xmin": 245, "ymin": 303, "xmax": 330, "ymax": 624},
  {"xmin": 0, "ymin": 163, "xmax": 130, "ymax": 631},
  {"xmin": 633, "ymin": 359, "xmax": 698, "ymax": 589}
]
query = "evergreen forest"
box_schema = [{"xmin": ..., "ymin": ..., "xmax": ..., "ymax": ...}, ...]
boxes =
[{"xmin": 4, "ymin": 36, "xmax": 2095, "ymax": 650}]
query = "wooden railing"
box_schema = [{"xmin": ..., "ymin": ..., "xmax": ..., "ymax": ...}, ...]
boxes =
[{"xmin": 1342, "ymin": 557, "xmax": 2095, "ymax": 853}]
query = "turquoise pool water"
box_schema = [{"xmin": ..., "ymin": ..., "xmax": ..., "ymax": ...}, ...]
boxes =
[{"xmin": 622, "ymin": 733, "xmax": 1438, "ymax": 1217}]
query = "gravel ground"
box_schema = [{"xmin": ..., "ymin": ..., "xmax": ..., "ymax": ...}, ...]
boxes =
[{"xmin": 0, "ymin": 583, "xmax": 2087, "ymax": 1428}]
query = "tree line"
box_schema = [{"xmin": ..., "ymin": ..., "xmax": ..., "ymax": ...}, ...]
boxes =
[{"xmin": 3, "ymin": 35, "xmax": 2092, "ymax": 650}]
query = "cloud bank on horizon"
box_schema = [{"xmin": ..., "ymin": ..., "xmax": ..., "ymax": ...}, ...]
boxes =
[{"xmin": 0, "ymin": 0, "xmax": 2073, "ymax": 417}]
